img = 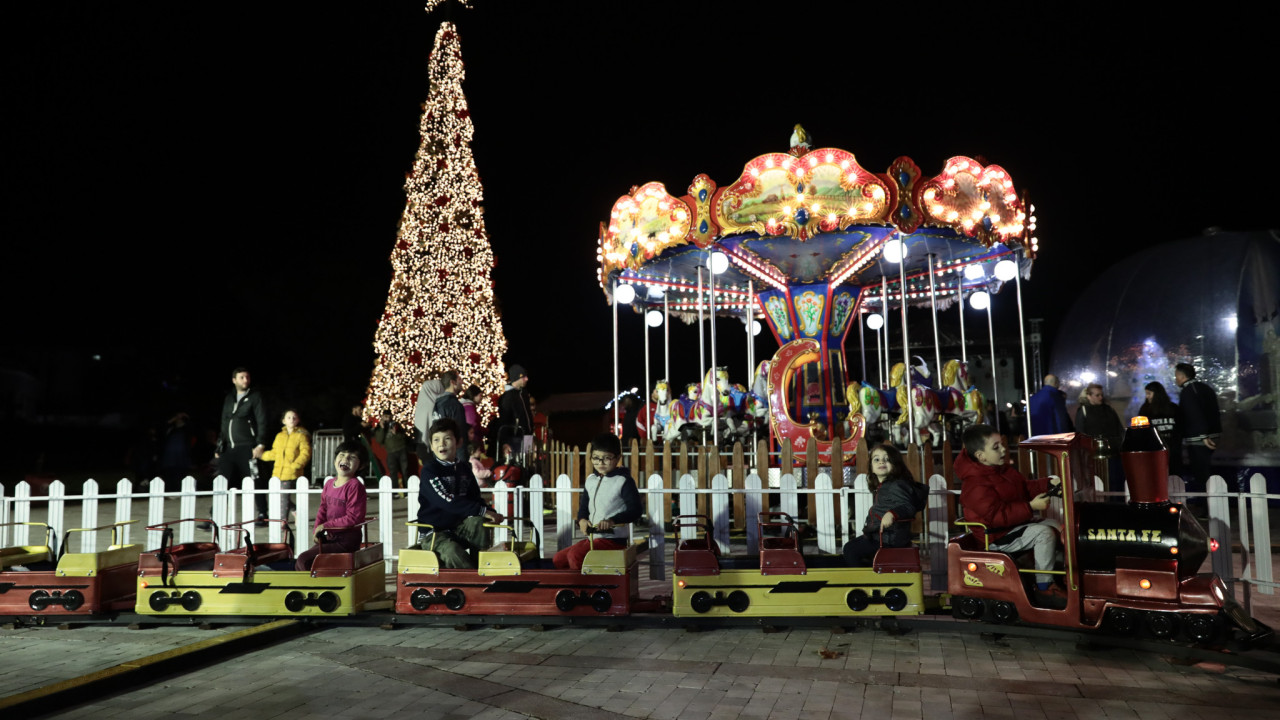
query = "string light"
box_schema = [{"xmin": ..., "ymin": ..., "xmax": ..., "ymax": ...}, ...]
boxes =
[{"xmin": 365, "ymin": 22, "xmax": 508, "ymax": 427}]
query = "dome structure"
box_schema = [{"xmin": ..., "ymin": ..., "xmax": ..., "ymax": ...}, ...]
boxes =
[{"xmin": 1052, "ymin": 230, "xmax": 1280, "ymax": 460}]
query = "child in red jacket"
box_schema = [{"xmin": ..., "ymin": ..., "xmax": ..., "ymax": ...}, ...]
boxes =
[{"xmin": 956, "ymin": 424, "xmax": 1064, "ymax": 607}]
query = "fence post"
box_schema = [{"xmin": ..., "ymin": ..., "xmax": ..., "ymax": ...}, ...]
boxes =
[
  {"xmin": 646, "ymin": 474, "xmax": 666, "ymax": 581},
  {"xmin": 152, "ymin": 479, "xmax": 171, "ymax": 547},
  {"xmin": 294, "ymin": 478, "xmax": 311, "ymax": 556},
  {"xmin": 212, "ymin": 476, "xmax": 230, "ymax": 539},
  {"xmin": 114, "ymin": 479, "xmax": 133, "ymax": 546},
  {"xmin": 555, "ymin": 475, "xmax": 574, "ymax": 550},
  {"xmin": 745, "ymin": 472, "xmax": 762, "ymax": 554},
  {"xmin": 240, "ymin": 478, "xmax": 256, "ymax": 532},
  {"xmin": 711, "ymin": 474, "xmax": 730, "ymax": 553},
  {"xmin": 926, "ymin": 476, "xmax": 951, "ymax": 591},
  {"xmin": 662, "ymin": 442, "xmax": 674, "ymax": 526},
  {"xmin": 1206, "ymin": 475, "xmax": 1233, "ymax": 595},
  {"xmin": 491, "ymin": 480, "xmax": 510, "ymax": 546},
  {"xmin": 405, "ymin": 475, "xmax": 420, "ymax": 549},
  {"xmin": 179, "ymin": 477, "xmax": 197, "ymax": 543},
  {"xmin": 268, "ymin": 478, "xmax": 283, "ymax": 543},
  {"xmin": 13, "ymin": 482, "xmax": 32, "ymax": 545},
  {"xmin": 678, "ymin": 474, "xmax": 698, "ymax": 542},
  {"xmin": 815, "ymin": 473, "xmax": 835, "ymax": 554},
  {"xmin": 851, "ymin": 474, "xmax": 871, "ymax": 542},
  {"xmin": 1248, "ymin": 473, "xmax": 1273, "ymax": 595},
  {"xmin": 379, "ymin": 476, "xmax": 395, "ymax": 574},
  {"xmin": 527, "ymin": 474, "xmax": 544, "ymax": 556},
  {"xmin": 0, "ymin": 484, "xmax": 8, "ymax": 546},
  {"xmin": 80, "ymin": 479, "xmax": 99, "ymax": 554},
  {"xmin": 47, "ymin": 480, "xmax": 66, "ymax": 557},
  {"xmin": 805, "ymin": 441, "xmax": 819, "ymax": 527},
  {"xmin": 779, "ymin": 470, "xmax": 799, "ymax": 520}
]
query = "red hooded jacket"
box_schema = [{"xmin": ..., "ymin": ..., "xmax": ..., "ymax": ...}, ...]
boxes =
[{"xmin": 956, "ymin": 450, "xmax": 1050, "ymax": 545}]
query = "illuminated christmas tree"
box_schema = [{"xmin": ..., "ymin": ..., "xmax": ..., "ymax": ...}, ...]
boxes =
[{"xmin": 366, "ymin": 21, "xmax": 507, "ymax": 426}]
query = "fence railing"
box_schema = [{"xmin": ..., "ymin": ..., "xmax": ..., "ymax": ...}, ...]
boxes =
[{"xmin": 1, "ymin": 471, "xmax": 1275, "ymax": 608}]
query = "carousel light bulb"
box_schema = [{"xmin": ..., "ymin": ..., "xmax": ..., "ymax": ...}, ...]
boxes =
[
  {"xmin": 883, "ymin": 238, "xmax": 907, "ymax": 263},
  {"xmin": 709, "ymin": 251, "xmax": 730, "ymax": 274},
  {"xmin": 614, "ymin": 283, "xmax": 636, "ymax": 304},
  {"xmin": 751, "ymin": 320, "xmax": 762, "ymax": 336},
  {"xmin": 647, "ymin": 285, "xmax": 666, "ymax": 299},
  {"xmin": 866, "ymin": 313, "xmax": 884, "ymax": 330},
  {"xmin": 994, "ymin": 259, "xmax": 1018, "ymax": 281},
  {"xmin": 969, "ymin": 291, "xmax": 990, "ymax": 310},
  {"xmin": 646, "ymin": 309, "xmax": 664, "ymax": 327},
  {"xmin": 965, "ymin": 264, "xmax": 985, "ymax": 280}
]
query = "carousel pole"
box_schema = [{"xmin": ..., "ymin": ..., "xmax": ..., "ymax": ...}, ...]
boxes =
[
  {"xmin": 927, "ymin": 253, "xmax": 945, "ymax": 443},
  {"xmin": 612, "ymin": 277, "xmax": 621, "ymax": 433},
  {"xmin": 1012, "ymin": 253, "xmax": 1033, "ymax": 439},
  {"xmin": 859, "ymin": 308, "xmax": 867, "ymax": 386},
  {"xmin": 747, "ymin": 280, "xmax": 754, "ymax": 384},
  {"xmin": 644, "ymin": 305, "xmax": 651, "ymax": 440},
  {"xmin": 897, "ymin": 237, "xmax": 915, "ymax": 446},
  {"xmin": 880, "ymin": 275, "xmax": 890, "ymax": 391},
  {"xmin": 709, "ymin": 256, "xmax": 719, "ymax": 448},
  {"xmin": 984, "ymin": 287, "xmax": 1000, "ymax": 434},
  {"xmin": 663, "ymin": 290, "xmax": 670, "ymax": 385},
  {"xmin": 958, "ymin": 280, "xmax": 968, "ymax": 364}
]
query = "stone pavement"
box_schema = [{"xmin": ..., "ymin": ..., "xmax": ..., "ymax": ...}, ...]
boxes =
[{"xmin": 3, "ymin": 621, "xmax": 1277, "ymax": 720}]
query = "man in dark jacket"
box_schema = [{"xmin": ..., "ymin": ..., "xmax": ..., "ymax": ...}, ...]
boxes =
[
  {"xmin": 1028, "ymin": 374, "xmax": 1073, "ymax": 436},
  {"xmin": 216, "ymin": 367, "xmax": 269, "ymax": 519},
  {"xmin": 431, "ymin": 371, "xmax": 469, "ymax": 462},
  {"xmin": 1175, "ymin": 363, "xmax": 1221, "ymax": 495},
  {"xmin": 492, "ymin": 364, "xmax": 532, "ymax": 455}
]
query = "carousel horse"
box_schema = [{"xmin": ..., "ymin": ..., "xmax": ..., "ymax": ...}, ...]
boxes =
[
  {"xmin": 888, "ymin": 360, "xmax": 944, "ymax": 445},
  {"xmin": 665, "ymin": 382, "xmax": 709, "ymax": 443},
  {"xmin": 701, "ymin": 367, "xmax": 755, "ymax": 444},
  {"xmin": 638, "ymin": 379, "xmax": 673, "ymax": 441},
  {"xmin": 940, "ymin": 359, "xmax": 985, "ymax": 423}
]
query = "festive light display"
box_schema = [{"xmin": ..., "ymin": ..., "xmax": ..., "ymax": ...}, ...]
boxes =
[{"xmin": 365, "ymin": 22, "xmax": 507, "ymax": 427}]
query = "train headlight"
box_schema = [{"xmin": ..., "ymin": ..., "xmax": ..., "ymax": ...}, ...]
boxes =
[
  {"xmin": 1139, "ymin": 579, "xmax": 1151, "ymax": 590},
  {"xmin": 967, "ymin": 562, "xmax": 978, "ymax": 572},
  {"xmin": 140, "ymin": 581, "xmax": 149, "ymax": 588},
  {"xmin": 1170, "ymin": 547, "xmax": 1178, "ymax": 555},
  {"xmin": 677, "ymin": 580, "xmax": 686, "ymax": 588},
  {"xmin": 1210, "ymin": 538, "xmax": 1220, "ymax": 552}
]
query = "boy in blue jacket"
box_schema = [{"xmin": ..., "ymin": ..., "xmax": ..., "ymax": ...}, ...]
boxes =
[{"xmin": 416, "ymin": 418, "xmax": 502, "ymax": 568}]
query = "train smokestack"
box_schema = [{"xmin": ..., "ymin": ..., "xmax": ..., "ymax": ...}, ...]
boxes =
[{"xmin": 1121, "ymin": 416, "xmax": 1168, "ymax": 505}]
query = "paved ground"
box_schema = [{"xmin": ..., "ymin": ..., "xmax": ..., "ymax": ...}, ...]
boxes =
[{"xmin": 3, "ymin": 620, "xmax": 1278, "ymax": 720}]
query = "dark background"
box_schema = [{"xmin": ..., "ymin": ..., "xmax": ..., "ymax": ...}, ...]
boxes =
[{"xmin": 4, "ymin": 3, "xmax": 1275, "ymax": 475}]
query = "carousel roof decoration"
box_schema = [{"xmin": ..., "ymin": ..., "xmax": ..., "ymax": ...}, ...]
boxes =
[{"xmin": 594, "ymin": 131, "xmax": 1039, "ymax": 321}]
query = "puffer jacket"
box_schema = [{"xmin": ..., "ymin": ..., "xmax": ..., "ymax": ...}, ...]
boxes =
[
  {"xmin": 956, "ymin": 450, "xmax": 1050, "ymax": 545},
  {"xmin": 262, "ymin": 427, "xmax": 312, "ymax": 481}
]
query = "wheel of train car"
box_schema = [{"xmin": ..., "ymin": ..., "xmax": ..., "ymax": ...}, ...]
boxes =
[
  {"xmin": 1183, "ymin": 613, "xmax": 1221, "ymax": 643},
  {"xmin": 180, "ymin": 591, "xmax": 202, "ymax": 612},
  {"xmin": 727, "ymin": 591, "xmax": 750, "ymax": 613},
  {"xmin": 409, "ymin": 589, "xmax": 435, "ymax": 611},
  {"xmin": 690, "ymin": 591, "xmax": 714, "ymax": 614},
  {"xmin": 443, "ymin": 589, "xmax": 466, "ymax": 611},
  {"xmin": 62, "ymin": 590, "xmax": 85, "ymax": 612},
  {"xmin": 317, "ymin": 592, "xmax": 341, "ymax": 613},
  {"xmin": 846, "ymin": 589, "xmax": 870, "ymax": 612},
  {"xmin": 953, "ymin": 596, "xmax": 984, "ymax": 620},
  {"xmin": 28, "ymin": 590, "xmax": 51, "ymax": 611},
  {"xmin": 884, "ymin": 589, "xmax": 908, "ymax": 612},
  {"xmin": 1144, "ymin": 611, "xmax": 1180, "ymax": 639},
  {"xmin": 555, "ymin": 589, "xmax": 577, "ymax": 612},
  {"xmin": 285, "ymin": 591, "xmax": 306, "ymax": 612},
  {"xmin": 591, "ymin": 590, "xmax": 612, "ymax": 613},
  {"xmin": 989, "ymin": 600, "xmax": 1017, "ymax": 623},
  {"xmin": 1104, "ymin": 607, "xmax": 1137, "ymax": 635},
  {"xmin": 149, "ymin": 591, "xmax": 170, "ymax": 612}
]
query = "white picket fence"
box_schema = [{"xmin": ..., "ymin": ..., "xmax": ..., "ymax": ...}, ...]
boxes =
[{"xmin": 1, "ymin": 471, "xmax": 1275, "ymax": 605}]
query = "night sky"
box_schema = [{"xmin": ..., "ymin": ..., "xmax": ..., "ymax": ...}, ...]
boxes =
[{"xmin": 7, "ymin": 4, "xmax": 1276, "ymax": 441}]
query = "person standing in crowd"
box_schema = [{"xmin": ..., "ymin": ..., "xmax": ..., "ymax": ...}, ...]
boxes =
[
  {"xmin": 432, "ymin": 371, "xmax": 469, "ymax": 462},
  {"xmin": 459, "ymin": 385, "xmax": 482, "ymax": 451},
  {"xmin": 216, "ymin": 367, "xmax": 269, "ymax": 522},
  {"xmin": 343, "ymin": 403, "xmax": 370, "ymax": 444},
  {"xmin": 493, "ymin": 364, "xmax": 532, "ymax": 454},
  {"xmin": 1075, "ymin": 382, "xmax": 1125, "ymax": 495},
  {"xmin": 374, "ymin": 410, "xmax": 411, "ymax": 489},
  {"xmin": 1028, "ymin": 374, "xmax": 1073, "ymax": 436},
  {"xmin": 262, "ymin": 409, "xmax": 311, "ymax": 517},
  {"xmin": 1175, "ymin": 363, "xmax": 1221, "ymax": 498},
  {"xmin": 1138, "ymin": 381, "xmax": 1182, "ymax": 475}
]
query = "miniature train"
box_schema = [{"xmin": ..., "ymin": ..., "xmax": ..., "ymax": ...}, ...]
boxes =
[
  {"xmin": 0, "ymin": 521, "xmax": 140, "ymax": 615},
  {"xmin": 1, "ymin": 426, "xmax": 1271, "ymax": 647}
]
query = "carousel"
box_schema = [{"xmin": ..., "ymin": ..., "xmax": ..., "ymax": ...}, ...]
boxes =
[{"xmin": 596, "ymin": 128, "xmax": 1040, "ymax": 462}]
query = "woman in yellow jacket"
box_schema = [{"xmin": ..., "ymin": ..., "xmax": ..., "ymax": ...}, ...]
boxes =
[{"xmin": 262, "ymin": 410, "xmax": 312, "ymax": 516}]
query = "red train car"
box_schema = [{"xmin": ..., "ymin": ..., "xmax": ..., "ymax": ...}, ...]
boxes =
[{"xmin": 0, "ymin": 521, "xmax": 140, "ymax": 616}]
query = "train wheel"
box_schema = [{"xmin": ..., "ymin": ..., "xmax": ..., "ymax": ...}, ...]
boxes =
[
  {"xmin": 727, "ymin": 591, "xmax": 750, "ymax": 613},
  {"xmin": 953, "ymin": 596, "xmax": 983, "ymax": 620},
  {"xmin": 443, "ymin": 589, "xmax": 466, "ymax": 611},
  {"xmin": 1184, "ymin": 613, "xmax": 1221, "ymax": 643},
  {"xmin": 28, "ymin": 590, "xmax": 51, "ymax": 612},
  {"xmin": 555, "ymin": 590, "xmax": 577, "ymax": 612},
  {"xmin": 148, "ymin": 591, "xmax": 170, "ymax": 612},
  {"xmin": 317, "ymin": 592, "xmax": 341, "ymax": 613},
  {"xmin": 591, "ymin": 590, "xmax": 613, "ymax": 613},
  {"xmin": 884, "ymin": 589, "xmax": 908, "ymax": 613},
  {"xmin": 1144, "ymin": 611, "xmax": 1179, "ymax": 639},
  {"xmin": 690, "ymin": 591, "xmax": 713, "ymax": 614},
  {"xmin": 1104, "ymin": 608, "xmax": 1137, "ymax": 635},
  {"xmin": 409, "ymin": 589, "xmax": 434, "ymax": 611},
  {"xmin": 285, "ymin": 591, "xmax": 306, "ymax": 612},
  {"xmin": 990, "ymin": 601, "xmax": 1017, "ymax": 624},
  {"xmin": 846, "ymin": 589, "xmax": 869, "ymax": 612},
  {"xmin": 180, "ymin": 591, "xmax": 202, "ymax": 612},
  {"xmin": 63, "ymin": 590, "xmax": 85, "ymax": 612}
]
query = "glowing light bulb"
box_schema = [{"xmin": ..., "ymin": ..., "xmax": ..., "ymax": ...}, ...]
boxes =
[
  {"xmin": 994, "ymin": 259, "xmax": 1018, "ymax": 281},
  {"xmin": 615, "ymin": 283, "xmax": 636, "ymax": 304},
  {"xmin": 646, "ymin": 309, "xmax": 664, "ymax": 327},
  {"xmin": 964, "ymin": 264, "xmax": 985, "ymax": 280},
  {"xmin": 866, "ymin": 313, "xmax": 884, "ymax": 330},
  {"xmin": 882, "ymin": 238, "xmax": 907, "ymax": 263},
  {"xmin": 969, "ymin": 291, "xmax": 990, "ymax": 310},
  {"xmin": 710, "ymin": 251, "xmax": 730, "ymax": 274}
]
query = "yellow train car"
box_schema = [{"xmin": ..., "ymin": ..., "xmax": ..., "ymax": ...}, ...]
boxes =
[
  {"xmin": 136, "ymin": 519, "xmax": 385, "ymax": 617},
  {"xmin": 1, "ymin": 521, "xmax": 140, "ymax": 615},
  {"xmin": 672, "ymin": 514, "xmax": 924, "ymax": 619}
]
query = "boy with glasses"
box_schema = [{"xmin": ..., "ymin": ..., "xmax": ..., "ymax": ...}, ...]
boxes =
[{"xmin": 553, "ymin": 432, "xmax": 642, "ymax": 570}]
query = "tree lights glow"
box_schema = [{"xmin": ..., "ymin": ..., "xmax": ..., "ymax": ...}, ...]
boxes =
[{"xmin": 365, "ymin": 22, "xmax": 508, "ymax": 427}]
